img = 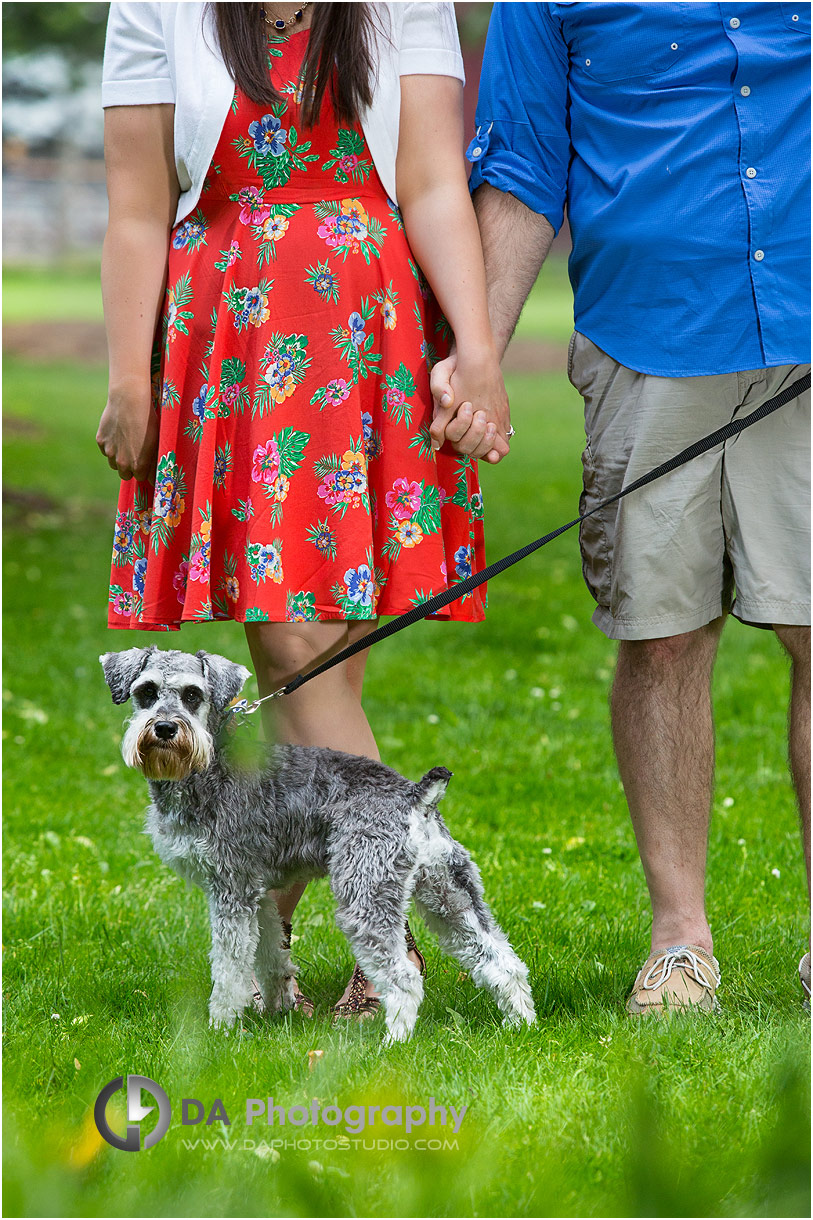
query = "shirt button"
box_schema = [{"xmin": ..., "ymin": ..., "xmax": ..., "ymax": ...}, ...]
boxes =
[
  {"xmin": 740, "ymin": 85, "xmax": 751, "ymax": 96},
  {"xmin": 745, "ymin": 167, "xmax": 757, "ymax": 178},
  {"xmin": 792, "ymin": 12, "xmax": 800, "ymax": 19},
  {"xmin": 729, "ymin": 16, "xmax": 740, "ymax": 28},
  {"xmin": 585, "ymin": 58, "xmax": 591, "ymax": 65},
  {"xmin": 671, "ymin": 42, "xmax": 678, "ymax": 49},
  {"xmin": 754, "ymin": 249, "xmax": 765, "ymax": 261}
]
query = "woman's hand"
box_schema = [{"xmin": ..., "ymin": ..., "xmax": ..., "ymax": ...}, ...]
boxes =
[
  {"xmin": 96, "ymin": 380, "xmax": 159, "ymax": 482},
  {"xmin": 429, "ymin": 348, "xmax": 511, "ymax": 464}
]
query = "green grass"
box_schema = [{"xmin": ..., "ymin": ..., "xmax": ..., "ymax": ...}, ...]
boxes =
[
  {"xmin": 3, "ymin": 255, "xmax": 572, "ymax": 338},
  {"xmin": 2, "ymin": 266, "xmax": 809, "ymax": 1218},
  {"xmin": 3, "ymin": 263, "xmax": 104, "ymax": 324}
]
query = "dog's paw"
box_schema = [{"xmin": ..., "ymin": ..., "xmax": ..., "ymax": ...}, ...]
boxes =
[
  {"xmin": 382, "ymin": 1020, "xmax": 414, "ymax": 1045},
  {"xmin": 501, "ymin": 1006, "xmax": 536, "ymax": 1029},
  {"xmin": 208, "ymin": 1007, "xmax": 239, "ymax": 1031}
]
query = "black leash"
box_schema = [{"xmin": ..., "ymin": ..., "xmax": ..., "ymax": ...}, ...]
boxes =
[{"xmin": 230, "ymin": 371, "xmax": 809, "ymax": 716}]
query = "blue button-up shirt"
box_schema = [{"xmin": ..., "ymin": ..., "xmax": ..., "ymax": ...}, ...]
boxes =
[{"xmin": 469, "ymin": 2, "xmax": 811, "ymax": 376}]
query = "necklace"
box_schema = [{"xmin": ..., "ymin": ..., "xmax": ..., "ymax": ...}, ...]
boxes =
[{"xmin": 261, "ymin": 3, "xmax": 310, "ymax": 32}]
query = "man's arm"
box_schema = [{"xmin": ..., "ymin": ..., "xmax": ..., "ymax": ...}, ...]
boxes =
[
  {"xmin": 429, "ymin": 186, "xmax": 555, "ymax": 452},
  {"xmin": 474, "ymin": 184, "xmax": 556, "ymax": 360},
  {"xmin": 429, "ymin": 2, "xmax": 568, "ymax": 456}
]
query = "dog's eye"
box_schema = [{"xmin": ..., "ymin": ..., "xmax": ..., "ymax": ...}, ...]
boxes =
[
  {"xmin": 135, "ymin": 683, "xmax": 158, "ymax": 706},
  {"xmin": 182, "ymin": 688, "xmax": 203, "ymax": 710}
]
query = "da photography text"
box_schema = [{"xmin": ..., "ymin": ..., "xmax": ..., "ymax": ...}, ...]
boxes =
[{"xmin": 95, "ymin": 1076, "xmax": 468, "ymax": 1151}]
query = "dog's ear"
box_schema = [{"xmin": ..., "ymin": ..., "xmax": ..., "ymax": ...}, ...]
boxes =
[
  {"xmin": 196, "ymin": 650, "xmax": 251, "ymax": 711},
  {"xmin": 99, "ymin": 647, "xmax": 155, "ymax": 704}
]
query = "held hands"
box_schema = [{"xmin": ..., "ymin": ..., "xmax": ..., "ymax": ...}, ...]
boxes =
[
  {"xmin": 96, "ymin": 379, "xmax": 159, "ymax": 482},
  {"xmin": 429, "ymin": 348, "xmax": 511, "ymax": 465}
]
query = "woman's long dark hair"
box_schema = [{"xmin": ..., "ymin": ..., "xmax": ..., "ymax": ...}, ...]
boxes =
[{"xmin": 211, "ymin": 3, "xmax": 375, "ymax": 127}]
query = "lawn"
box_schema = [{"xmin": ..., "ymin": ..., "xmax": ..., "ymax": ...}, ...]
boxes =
[{"xmin": 2, "ymin": 262, "xmax": 809, "ymax": 1219}]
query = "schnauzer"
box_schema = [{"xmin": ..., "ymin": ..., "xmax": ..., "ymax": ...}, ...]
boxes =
[{"xmin": 100, "ymin": 646, "xmax": 536, "ymax": 1042}]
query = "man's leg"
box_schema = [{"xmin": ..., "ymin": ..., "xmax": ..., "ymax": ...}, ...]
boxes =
[
  {"xmin": 774, "ymin": 625, "xmax": 811, "ymax": 898},
  {"xmin": 611, "ymin": 618, "xmax": 726, "ymax": 957}
]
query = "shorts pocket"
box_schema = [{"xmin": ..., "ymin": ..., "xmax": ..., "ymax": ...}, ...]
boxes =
[
  {"xmin": 578, "ymin": 440, "xmax": 614, "ymax": 609},
  {"xmin": 567, "ymin": 331, "xmax": 577, "ymax": 383}
]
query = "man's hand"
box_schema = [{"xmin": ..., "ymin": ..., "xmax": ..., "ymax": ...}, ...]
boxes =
[{"xmin": 429, "ymin": 350, "xmax": 511, "ymax": 464}]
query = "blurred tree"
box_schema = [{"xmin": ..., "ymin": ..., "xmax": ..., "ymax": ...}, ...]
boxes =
[
  {"xmin": 455, "ymin": 2, "xmax": 492, "ymax": 49},
  {"xmin": 3, "ymin": 3, "xmax": 491, "ymax": 61},
  {"xmin": 3, "ymin": 2, "xmax": 109, "ymax": 63}
]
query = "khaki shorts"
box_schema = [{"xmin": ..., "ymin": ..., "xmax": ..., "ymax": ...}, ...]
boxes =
[{"xmin": 568, "ymin": 332, "xmax": 811, "ymax": 641}]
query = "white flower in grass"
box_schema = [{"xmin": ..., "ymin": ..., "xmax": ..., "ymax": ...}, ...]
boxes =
[
  {"xmin": 427, "ymin": 713, "xmax": 439, "ymax": 724},
  {"xmin": 541, "ymin": 847, "xmax": 553, "ymax": 855},
  {"xmin": 722, "ymin": 797, "xmax": 735, "ymax": 808},
  {"xmin": 771, "ymin": 868, "xmax": 781, "ymax": 878}
]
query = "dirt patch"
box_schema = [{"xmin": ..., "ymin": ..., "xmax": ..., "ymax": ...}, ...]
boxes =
[
  {"xmin": 502, "ymin": 338, "xmax": 569, "ymax": 376},
  {"xmin": 4, "ymin": 320, "xmax": 569, "ymax": 376},
  {"xmin": 3, "ymin": 487, "xmax": 58, "ymax": 514},
  {"xmin": 2, "ymin": 486, "xmax": 110, "ymax": 530},
  {"xmin": 3, "ymin": 416, "xmax": 45, "ymax": 439},
  {"xmin": 4, "ymin": 320, "xmax": 108, "ymax": 365}
]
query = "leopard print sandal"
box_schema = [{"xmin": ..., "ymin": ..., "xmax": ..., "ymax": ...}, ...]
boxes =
[
  {"xmin": 251, "ymin": 918, "xmax": 314, "ymax": 1018},
  {"xmin": 332, "ymin": 921, "xmax": 426, "ymax": 1021}
]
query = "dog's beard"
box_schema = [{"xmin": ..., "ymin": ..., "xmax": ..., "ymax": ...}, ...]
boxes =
[{"xmin": 122, "ymin": 717, "xmax": 212, "ymax": 780}]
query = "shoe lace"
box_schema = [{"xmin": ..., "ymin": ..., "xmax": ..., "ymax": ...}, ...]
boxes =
[{"xmin": 642, "ymin": 947, "xmax": 720, "ymax": 992}]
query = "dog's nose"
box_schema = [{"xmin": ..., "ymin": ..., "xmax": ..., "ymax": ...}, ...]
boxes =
[{"xmin": 154, "ymin": 720, "xmax": 179, "ymax": 741}]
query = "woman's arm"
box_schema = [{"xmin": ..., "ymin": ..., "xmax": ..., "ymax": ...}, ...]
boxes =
[
  {"xmin": 96, "ymin": 103, "xmax": 179, "ymax": 481},
  {"xmin": 395, "ymin": 74, "xmax": 510, "ymax": 465}
]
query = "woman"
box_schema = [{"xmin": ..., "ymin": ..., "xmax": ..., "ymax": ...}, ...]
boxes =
[{"xmin": 97, "ymin": 1, "xmax": 511, "ymax": 1017}]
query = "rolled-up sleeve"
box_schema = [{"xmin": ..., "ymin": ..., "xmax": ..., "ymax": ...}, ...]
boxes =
[
  {"xmin": 469, "ymin": 4, "xmax": 569, "ymax": 233},
  {"xmin": 399, "ymin": 2, "xmax": 465, "ymax": 81},
  {"xmin": 102, "ymin": 2, "xmax": 174, "ymax": 108}
]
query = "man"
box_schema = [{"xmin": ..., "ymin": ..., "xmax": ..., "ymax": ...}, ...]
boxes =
[{"xmin": 430, "ymin": 2, "xmax": 811, "ymax": 1014}]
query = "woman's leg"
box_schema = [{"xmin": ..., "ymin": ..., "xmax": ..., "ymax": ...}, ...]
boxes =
[
  {"xmin": 245, "ymin": 618, "xmax": 380, "ymax": 921},
  {"xmin": 244, "ymin": 619, "xmax": 422, "ymax": 1004}
]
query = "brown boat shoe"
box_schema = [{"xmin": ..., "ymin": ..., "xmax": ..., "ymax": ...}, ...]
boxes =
[
  {"xmin": 626, "ymin": 944, "xmax": 721, "ymax": 1017},
  {"xmin": 799, "ymin": 952, "xmax": 811, "ymax": 1013}
]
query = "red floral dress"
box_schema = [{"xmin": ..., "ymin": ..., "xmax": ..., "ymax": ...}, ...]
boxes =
[{"xmin": 108, "ymin": 30, "xmax": 485, "ymax": 629}]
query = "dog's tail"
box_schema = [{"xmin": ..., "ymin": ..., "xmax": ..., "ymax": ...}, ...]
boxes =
[{"xmin": 414, "ymin": 766, "xmax": 452, "ymax": 811}]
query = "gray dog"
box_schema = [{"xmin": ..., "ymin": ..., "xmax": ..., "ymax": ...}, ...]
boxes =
[{"xmin": 100, "ymin": 646, "xmax": 536, "ymax": 1042}]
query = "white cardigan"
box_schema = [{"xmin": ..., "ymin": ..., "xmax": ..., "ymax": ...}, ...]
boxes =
[{"xmin": 102, "ymin": 2, "xmax": 464, "ymax": 223}]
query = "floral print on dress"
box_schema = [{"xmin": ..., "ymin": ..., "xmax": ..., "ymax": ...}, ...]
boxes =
[
  {"xmin": 233, "ymin": 101, "xmax": 319, "ymax": 190},
  {"xmin": 322, "ymin": 129, "xmax": 373, "ymax": 185},
  {"xmin": 172, "ymin": 210, "xmax": 208, "ymax": 253},
  {"xmin": 304, "ymin": 260, "xmax": 340, "ymax": 303},
  {"xmin": 107, "ymin": 31, "xmax": 485, "ymax": 629},
  {"xmin": 315, "ymin": 199, "xmax": 385, "ymax": 263}
]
